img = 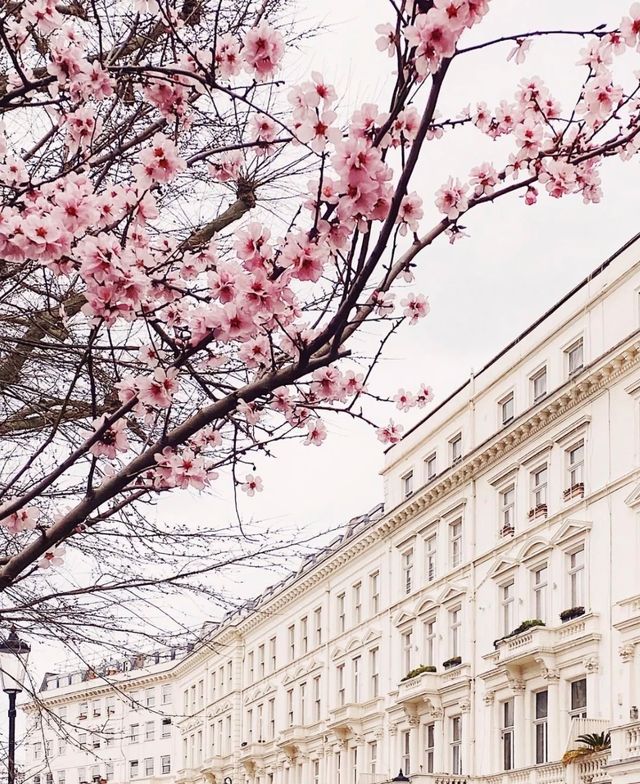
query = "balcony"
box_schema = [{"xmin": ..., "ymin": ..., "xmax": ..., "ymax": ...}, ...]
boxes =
[
  {"xmin": 397, "ymin": 670, "xmax": 440, "ymax": 706},
  {"xmin": 329, "ymin": 699, "xmax": 384, "ymax": 727},
  {"xmin": 607, "ymin": 721, "xmax": 640, "ymax": 784},
  {"xmin": 276, "ymin": 725, "xmax": 307, "ymax": 756},
  {"xmin": 199, "ymin": 756, "xmax": 224, "ymax": 778},
  {"xmin": 489, "ymin": 614, "xmax": 600, "ymax": 667},
  {"xmin": 174, "ymin": 770, "xmax": 200, "ymax": 784}
]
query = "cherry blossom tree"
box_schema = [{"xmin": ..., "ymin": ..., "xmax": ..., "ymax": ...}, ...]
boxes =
[{"xmin": 2, "ymin": 0, "xmax": 640, "ymax": 648}]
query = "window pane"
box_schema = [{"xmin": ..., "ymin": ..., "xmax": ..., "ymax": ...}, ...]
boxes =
[{"xmin": 535, "ymin": 690, "xmax": 548, "ymax": 719}]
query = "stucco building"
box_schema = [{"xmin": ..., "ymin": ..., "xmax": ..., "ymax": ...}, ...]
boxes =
[{"xmin": 22, "ymin": 236, "xmax": 640, "ymax": 784}]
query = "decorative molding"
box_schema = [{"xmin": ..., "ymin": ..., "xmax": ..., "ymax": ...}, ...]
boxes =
[
  {"xmin": 583, "ymin": 656, "xmax": 600, "ymax": 674},
  {"xmin": 619, "ymin": 643, "xmax": 636, "ymax": 662},
  {"xmin": 483, "ymin": 691, "xmax": 496, "ymax": 705}
]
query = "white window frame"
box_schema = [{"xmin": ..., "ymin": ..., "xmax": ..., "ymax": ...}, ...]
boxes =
[
  {"xmin": 531, "ymin": 366, "xmax": 548, "ymax": 403},
  {"xmin": 369, "ymin": 571, "xmax": 380, "ymax": 615},
  {"xmin": 401, "ymin": 628, "xmax": 414, "ymax": 673},
  {"xmin": 353, "ymin": 582, "xmax": 362, "ymax": 625},
  {"xmin": 337, "ymin": 592, "xmax": 346, "ymax": 633},
  {"xmin": 499, "ymin": 484, "xmax": 516, "ymax": 533},
  {"xmin": 402, "ymin": 470, "xmax": 414, "ymax": 499},
  {"xmin": 450, "ymin": 433, "xmax": 463, "ymax": 465},
  {"xmin": 500, "ymin": 579, "xmax": 515, "ymax": 636},
  {"xmin": 566, "ymin": 441, "xmax": 585, "ymax": 490},
  {"xmin": 402, "ymin": 548, "xmax": 414, "ymax": 595},
  {"xmin": 314, "ymin": 607, "xmax": 322, "ymax": 646},
  {"xmin": 369, "ymin": 647, "xmax": 379, "ymax": 698},
  {"xmin": 448, "ymin": 606, "xmax": 461, "ymax": 658},
  {"xmin": 534, "ymin": 689, "xmax": 549, "ymax": 764},
  {"xmin": 450, "ymin": 518, "xmax": 463, "ymax": 568},
  {"xmin": 567, "ymin": 545, "xmax": 586, "ymax": 608},
  {"xmin": 499, "ymin": 392, "xmax": 515, "ymax": 426},
  {"xmin": 288, "ymin": 624, "xmax": 296, "ymax": 661},
  {"xmin": 425, "ymin": 531, "xmax": 437, "ymax": 582},
  {"xmin": 425, "ymin": 723, "xmax": 435, "ymax": 773},
  {"xmin": 530, "ymin": 463, "xmax": 548, "ymax": 511},
  {"xmin": 532, "ymin": 563, "xmax": 549, "ymax": 623},
  {"xmin": 501, "ymin": 699, "xmax": 515, "ymax": 771},
  {"xmin": 451, "ymin": 716, "xmax": 462, "ymax": 774},
  {"xmin": 337, "ymin": 663, "xmax": 345, "ymax": 707},
  {"xmin": 569, "ymin": 678, "xmax": 587, "ymax": 719},
  {"xmin": 566, "ymin": 338, "xmax": 584, "ymax": 377},
  {"xmin": 352, "ymin": 656, "xmax": 361, "ymax": 703},
  {"xmin": 425, "ymin": 452, "xmax": 437, "ymax": 482},
  {"xmin": 423, "ymin": 616, "xmax": 437, "ymax": 667},
  {"xmin": 401, "ymin": 729, "xmax": 411, "ymax": 776}
]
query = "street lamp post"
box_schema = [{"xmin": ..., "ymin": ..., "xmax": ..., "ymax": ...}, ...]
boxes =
[
  {"xmin": 0, "ymin": 627, "xmax": 31, "ymax": 784},
  {"xmin": 391, "ymin": 771, "xmax": 410, "ymax": 782}
]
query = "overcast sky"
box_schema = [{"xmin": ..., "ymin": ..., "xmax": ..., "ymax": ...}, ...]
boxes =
[{"xmin": 22, "ymin": 1, "xmax": 640, "ymax": 678}]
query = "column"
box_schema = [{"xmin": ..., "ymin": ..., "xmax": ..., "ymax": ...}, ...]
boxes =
[
  {"xmin": 482, "ymin": 691, "xmax": 496, "ymax": 774},
  {"xmin": 431, "ymin": 708, "xmax": 444, "ymax": 774},
  {"xmin": 620, "ymin": 644, "xmax": 637, "ymax": 721},
  {"xmin": 545, "ymin": 668, "xmax": 561, "ymax": 763},
  {"xmin": 408, "ymin": 716, "xmax": 420, "ymax": 775},
  {"xmin": 583, "ymin": 656, "xmax": 600, "ymax": 717},
  {"xmin": 459, "ymin": 699, "xmax": 472, "ymax": 774},
  {"xmin": 510, "ymin": 678, "xmax": 526, "ymax": 769},
  {"xmin": 388, "ymin": 723, "xmax": 399, "ymax": 777}
]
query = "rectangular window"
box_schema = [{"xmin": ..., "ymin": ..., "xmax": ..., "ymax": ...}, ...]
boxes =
[
  {"xmin": 424, "ymin": 618, "xmax": 437, "ymax": 667},
  {"xmin": 500, "ymin": 393, "xmax": 515, "ymax": 425},
  {"xmin": 247, "ymin": 709, "xmax": 253, "ymax": 741},
  {"xmin": 532, "ymin": 366, "xmax": 547, "ymax": 402},
  {"xmin": 161, "ymin": 755, "xmax": 171, "ymax": 775},
  {"xmin": 500, "ymin": 485, "xmax": 516, "ymax": 533},
  {"xmin": 351, "ymin": 747, "xmax": 358, "ymax": 784},
  {"xmin": 567, "ymin": 442, "xmax": 585, "ymax": 489},
  {"xmin": 568, "ymin": 546, "xmax": 585, "ymax": 608},
  {"xmin": 368, "ymin": 740, "xmax": 378, "ymax": 775},
  {"xmin": 337, "ymin": 592, "xmax": 346, "ymax": 633},
  {"xmin": 301, "ymin": 616, "xmax": 308, "ymax": 654},
  {"xmin": 248, "ymin": 651, "xmax": 255, "ymax": 683},
  {"xmin": 352, "ymin": 656, "xmax": 361, "ymax": 703},
  {"xmin": 570, "ymin": 678, "xmax": 587, "ymax": 719},
  {"xmin": 258, "ymin": 644, "xmax": 266, "ymax": 677},
  {"xmin": 425, "ymin": 532, "xmax": 437, "ymax": 581},
  {"xmin": 269, "ymin": 636, "xmax": 277, "ymax": 672},
  {"xmin": 129, "ymin": 761, "xmax": 139, "ymax": 779},
  {"xmin": 425, "ymin": 452, "xmax": 437, "ymax": 482},
  {"xmin": 268, "ymin": 698, "xmax": 275, "ymax": 739},
  {"xmin": 312, "ymin": 759, "xmax": 320, "ymax": 784},
  {"xmin": 451, "ymin": 716, "xmax": 462, "ymax": 774},
  {"xmin": 534, "ymin": 690, "xmax": 548, "ymax": 764},
  {"xmin": 450, "ymin": 518, "xmax": 463, "ymax": 567},
  {"xmin": 288, "ymin": 624, "xmax": 296, "ymax": 661},
  {"xmin": 449, "ymin": 607, "xmax": 461, "ymax": 658},
  {"xmin": 425, "ymin": 723, "xmax": 435, "ymax": 773},
  {"xmin": 502, "ymin": 699, "xmax": 514, "ymax": 771},
  {"xmin": 567, "ymin": 339, "xmax": 584, "ymax": 376},
  {"xmin": 369, "ymin": 647, "xmax": 379, "ymax": 698},
  {"xmin": 402, "ymin": 470, "xmax": 414, "ymax": 498},
  {"xmin": 145, "ymin": 688, "xmax": 155, "ymax": 708},
  {"xmin": 257, "ymin": 703, "xmax": 264, "ymax": 740},
  {"xmin": 401, "ymin": 729, "xmax": 411, "ymax": 776},
  {"xmin": 299, "ymin": 682, "xmax": 306, "ymax": 725},
  {"xmin": 314, "ymin": 607, "xmax": 322, "ymax": 646},
  {"xmin": 370, "ymin": 571, "xmax": 380, "ymax": 615},
  {"xmin": 287, "ymin": 688, "xmax": 294, "ymax": 726},
  {"xmin": 402, "ymin": 548, "xmax": 414, "ymax": 594},
  {"xmin": 337, "ymin": 664, "xmax": 345, "ymax": 707},
  {"xmin": 130, "ymin": 724, "xmax": 139, "ymax": 743},
  {"xmin": 313, "ymin": 675, "xmax": 321, "ymax": 721},
  {"xmin": 162, "ymin": 718, "xmax": 172, "ymax": 738},
  {"xmin": 144, "ymin": 759, "xmax": 154, "ymax": 777},
  {"xmin": 353, "ymin": 583, "xmax": 362, "ymax": 624},
  {"xmin": 161, "ymin": 685, "xmax": 172, "ymax": 705},
  {"xmin": 533, "ymin": 564, "xmax": 548, "ymax": 622},
  {"xmin": 531, "ymin": 464, "xmax": 548, "ymax": 511},
  {"xmin": 501, "ymin": 580, "xmax": 515, "ymax": 635},
  {"xmin": 450, "ymin": 433, "xmax": 463, "ymax": 465},
  {"xmin": 402, "ymin": 629, "xmax": 413, "ymax": 673},
  {"xmin": 145, "ymin": 721, "xmax": 155, "ymax": 741}
]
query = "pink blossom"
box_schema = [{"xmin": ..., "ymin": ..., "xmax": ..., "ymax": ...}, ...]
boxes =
[
  {"xmin": 435, "ymin": 177, "xmax": 469, "ymax": 219},
  {"xmin": 208, "ymin": 150, "xmax": 243, "ymax": 182},
  {"xmin": 305, "ymin": 419, "xmax": 327, "ymax": 446},
  {"xmin": 243, "ymin": 22, "xmax": 284, "ymax": 79},
  {"xmin": 397, "ymin": 192, "xmax": 423, "ymax": 235},
  {"xmin": 434, "ymin": 0, "xmax": 470, "ymax": 30},
  {"xmin": 523, "ymin": 185, "xmax": 538, "ymax": 205},
  {"xmin": 38, "ymin": 545, "xmax": 66, "ymax": 570},
  {"xmin": 401, "ymin": 293, "xmax": 430, "ymax": 324},
  {"xmin": 404, "ymin": 10, "xmax": 458, "ymax": 79},
  {"xmin": 539, "ymin": 159, "xmax": 577, "ymax": 199},
  {"xmin": 215, "ymin": 34, "xmax": 242, "ymax": 79},
  {"xmin": 296, "ymin": 109, "xmax": 341, "ymax": 153},
  {"xmin": 133, "ymin": 134, "xmax": 186, "ymax": 188},
  {"xmin": 89, "ymin": 415, "xmax": 130, "ymax": 459},
  {"xmin": 0, "ymin": 505, "xmax": 40, "ymax": 534},
  {"xmin": 621, "ymin": 2, "xmax": 640, "ymax": 47},
  {"xmin": 469, "ymin": 162, "xmax": 498, "ymax": 197},
  {"xmin": 394, "ymin": 388, "xmax": 416, "ymax": 412},
  {"xmin": 376, "ymin": 420, "xmax": 404, "ymax": 444},
  {"xmin": 375, "ymin": 23, "xmax": 397, "ymax": 56},
  {"xmin": 241, "ymin": 474, "xmax": 263, "ymax": 497},
  {"xmin": 281, "ymin": 233, "xmax": 329, "ymax": 282},
  {"xmin": 138, "ymin": 367, "xmax": 179, "ymax": 408},
  {"xmin": 65, "ymin": 106, "xmax": 101, "ymax": 154},
  {"xmin": 250, "ymin": 114, "xmax": 278, "ymax": 154},
  {"xmin": 506, "ymin": 38, "xmax": 531, "ymax": 64},
  {"xmin": 416, "ymin": 384, "xmax": 434, "ymax": 408}
]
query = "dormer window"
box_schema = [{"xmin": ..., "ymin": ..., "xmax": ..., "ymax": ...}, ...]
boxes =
[{"xmin": 566, "ymin": 339, "xmax": 584, "ymax": 377}]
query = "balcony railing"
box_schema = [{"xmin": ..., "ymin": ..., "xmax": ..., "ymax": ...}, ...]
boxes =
[
  {"xmin": 565, "ymin": 717, "xmax": 610, "ymax": 750},
  {"xmin": 610, "ymin": 719, "xmax": 640, "ymax": 759}
]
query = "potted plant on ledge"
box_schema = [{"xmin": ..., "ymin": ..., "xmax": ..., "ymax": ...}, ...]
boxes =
[
  {"xmin": 493, "ymin": 619, "xmax": 545, "ymax": 649},
  {"xmin": 562, "ymin": 732, "xmax": 611, "ymax": 766},
  {"xmin": 560, "ymin": 606, "xmax": 586, "ymax": 623},
  {"xmin": 563, "ymin": 482, "xmax": 585, "ymax": 501},
  {"xmin": 442, "ymin": 656, "xmax": 462, "ymax": 670},
  {"xmin": 400, "ymin": 664, "xmax": 437, "ymax": 682}
]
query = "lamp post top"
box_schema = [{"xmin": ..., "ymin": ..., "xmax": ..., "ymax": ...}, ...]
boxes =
[{"xmin": 0, "ymin": 627, "xmax": 31, "ymax": 655}]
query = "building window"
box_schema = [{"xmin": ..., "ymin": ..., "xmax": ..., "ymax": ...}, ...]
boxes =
[
  {"xmin": 161, "ymin": 755, "xmax": 171, "ymax": 775},
  {"xmin": 129, "ymin": 761, "xmax": 139, "ymax": 779},
  {"xmin": 502, "ymin": 699, "xmax": 514, "ymax": 771},
  {"xmin": 531, "ymin": 366, "xmax": 547, "ymax": 402},
  {"xmin": 451, "ymin": 716, "xmax": 462, "ymax": 774},
  {"xmin": 286, "ymin": 688, "xmax": 294, "ymax": 726},
  {"xmin": 402, "ymin": 548, "xmax": 414, "ymax": 594},
  {"xmin": 425, "ymin": 452, "xmax": 437, "ymax": 482},
  {"xmin": 353, "ymin": 582, "xmax": 362, "ymax": 624},
  {"xmin": 425, "ymin": 532, "xmax": 437, "ymax": 581},
  {"xmin": 337, "ymin": 663, "xmax": 345, "ymax": 707},
  {"xmin": 268, "ymin": 698, "xmax": 275, "ymax": 739},
  {"xmin": 258, "ymin": 643, "xmax": 265, "ymax": 677},
  {"xmin": 301, "ymin": 616, "xmax": 308, "ymax": 654},
  {"xmin": 534, "ymin": 690, "xmax": 549, "ymax": 764},
  {"xmin": 299, "ymin": 682, "xmax": 306, "ymax": 725},
  {"xmin": 449, "ymin": 607, "xmax": 461, "ymax": 658},
  {"xmin": 425, "ymin": 723, "xmax": 435, "ymax": 773},
  {"xmin": 247, "ymin": 709, "xmax": 253, "ymax": 742},
  {"xmin": 351, "ymin": 747, "xmax": 358, "ymax": 784},
  {"xmin": 144, "ymin": 759, "xmax": 154, "ymax": 777},
  {"xmin": 570, "ymin": 678, "xmax": 587, "ymax": 719},
  {"xmin": 370, "ymin": 571, "xmax": 380, "ymax": 615},
  {"xmin": 314, "ymin": 607, "xmax": 322, "ymax": 646},
  {"xmin": 248, "ymin": 651, "xmax": 255, "ymax": 683},
  {"xmin": 257, "ymin": 703, "xmax": 264, "ymax": 740},
  {"xmin": 337, "ymin": 592, "xmax": 346, "ymax": 632},
  {"xmin": 313, "ymin": 675, "xmax": 321, "ymax": 721},
  {"xmin": 145, "ymin": 721, "xmax": 155, "ymax": 741},
  {"xmin": 450, "ymin": 518, "xmax": 463, "ymax": 567},
  {"xmin": 312, "ymin": 759, "xmax": 320, "ymax": 784},
  {"xmin": 568, "ymin": 546, "xmax": 585, "ymax": 608},
  {"xmin": 566, "ymin": 442, "xmax": 585, "ymax": 494},
  {"xmin": 499, "ymin": 484, "xmax": 516, "ymax": 534},
  {"xmin": 530, "ymin": 464, "xmax": 548, "ymax": 514},
  {"xmin": 450, "ymin": 433, "xmax": 463, "ymax": 465},
  {"xmin": 162, "ymin": 718, "xmax": 172, "ymax": 738},
  {"xmin": 402, "ymin": 470, "xmax": 414, "ymax": 499},
  {"xmin": 269, "ymin": 636, "xmax": 277, "ymax": 672},
  {"xmin": 369, "ymin": 647, "xmax": 379, "ymax": 698},
  {"xmin": 287, "ymin": 624, "xmax": 296, "ymax": 661},
  {"xmin": 161, "ymin": 685, "xmax": 172, "ymax": 705},
  {"xmin": 401, "ymin": 628, "xmax": 413, "ymax": 673},
  {"xmin": 130, "ymin": 724, "xmax": 139, "ymax": 743},
  {"xmin": 401, "ymin": 730, "xmax": 411, "ymax": 775},
  {"xmin": 368, "ymin": 740, "xmax": 378, "ymax": 775},
  {"xmin": 424, "ymin": 617, "xmax": 437, "ymax": 666},
  {"xmin": 533, "ymin": 564, "xmax": 549, "ymax": 622},
  {"xmin": 566, "ymin": 338, "xmax": 584, "ymax": 376},
  {"xmin": 145, "ymin": 688, "xmax": 155, "ymax": 708},
  {"xmin": 352, "ymin": 656, "xmax": 361, "ymax": 703},
  {"xmin": 500, "ymin": 393, "xmax": 515, "ymax": 425},
  {"xmin": 501, "ymin": 580, "xmax": 515, "ymax": 635}
]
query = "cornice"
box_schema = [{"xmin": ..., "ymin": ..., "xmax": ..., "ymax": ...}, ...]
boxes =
[{"xmin": 172, "ymin": 335, "xmax": 640, "ymax": 674}]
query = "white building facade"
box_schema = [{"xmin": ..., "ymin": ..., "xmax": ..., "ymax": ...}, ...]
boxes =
[{"xmin": 23, "ymin": 237, "xmax": 640, "ymax": 784}]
